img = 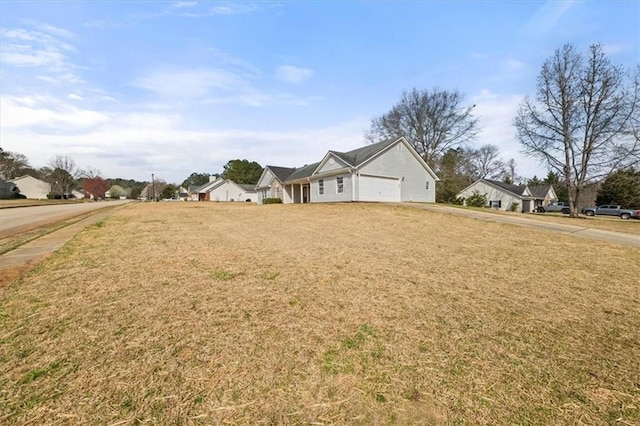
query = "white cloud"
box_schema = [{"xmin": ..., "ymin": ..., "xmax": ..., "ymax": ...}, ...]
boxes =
[
  {"xmin": 524, "ymin": 0, "xmax": 577, "ymax": 34},
  {"xmin": 68, "ymin": 93, "xmax": 83, "ymax": 101},
  {"xmin": 0, "ymin": 90, "xmax": 369, "ymax": 182},
  {"xmin": 275, "ymin": 65, "xmax": 313, "ymax": 84},
  {"xmin": 602, "ymin": 43, "xmax": 634, "ymax": 55},
  {"xmin": 0, "ymin": 24, "xmax": 83, "ymax": 84},
  {"xmin": 133, "ymin": 66, "xmax": 309, "ymax": 107},
  {"xmin": 171, "ymin": 1, "xmax": 198, "ymax": 8},
  {"xmin": 37, "ymin": 23, "xmax": 75, "ymax": 39},
  {"xmin": 133, "ymin": 68, "xmax": 247, "ymax": 98},
  {"xmin": 1, "ymin": 95, "xmax": 109, "ymax": 128},
  {"xmin": 209, "ymin": 4, "xmax": 258, "ymax": 15},
  {"xmin": 505, "ymin": 59, "xmax": 526, "ymax": 70}
]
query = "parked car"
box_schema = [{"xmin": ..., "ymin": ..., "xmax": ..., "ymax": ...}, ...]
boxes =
[
  {"xmin": 581, "ymin": 205, "xmax": 640, "ymax": 220},
  {"xmin": 537, "ymin": 202, "xmax": 570, "ymax": 214}
]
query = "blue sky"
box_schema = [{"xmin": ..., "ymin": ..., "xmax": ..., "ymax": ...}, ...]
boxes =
[{"xmin": 1, "ymin": 1, "xmax": 638, "ymax": 183}]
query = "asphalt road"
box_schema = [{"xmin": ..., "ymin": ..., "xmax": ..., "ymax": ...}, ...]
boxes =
[{"xmin": 0, "ymin": 201, "xmax": 131, "ymax": 239}]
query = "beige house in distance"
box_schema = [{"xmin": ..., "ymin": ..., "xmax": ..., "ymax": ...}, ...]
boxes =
[
  {"xmin": 457, "ymin": 179, "xmax": 557, "ymax": 212},
  {"xmin": 8, "ymin": 175, "xmax": 51, "ymax": 199}
]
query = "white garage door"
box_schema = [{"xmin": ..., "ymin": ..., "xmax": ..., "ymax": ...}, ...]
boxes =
[{"xmin": 359, "ymin": 175, "xmax": 400, "ymax": 202}]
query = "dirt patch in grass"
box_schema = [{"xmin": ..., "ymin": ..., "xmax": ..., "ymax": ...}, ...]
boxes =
[{"xmin": 1, "ymin": 202, "xmax": 638, "ymax": 424}]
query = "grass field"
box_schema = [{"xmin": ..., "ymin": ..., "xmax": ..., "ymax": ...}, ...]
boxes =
[
  {"xmin": 1, "ymin": 203, "xmax": 638, "ymax": 424},
  {"xmin": 447, "ymin": 204, "xmax": 640, "ymax": 235}
]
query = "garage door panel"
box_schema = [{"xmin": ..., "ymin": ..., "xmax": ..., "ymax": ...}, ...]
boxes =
[{"xmin": 359, "ymin": 176, "xmax": 400, "ymax": 202}]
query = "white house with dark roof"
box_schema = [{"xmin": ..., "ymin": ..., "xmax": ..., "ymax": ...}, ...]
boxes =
[
  {"xmin": 255, "ymin": 166, "xmax": 296, "ymax": 204},
  {"xmin": 192, "ymin": 176, "xmax": 257, "ymax": 202},
  {"xmin": 255, "ymin": 136, "xmax": 439, "ymax": 204},
  {"xmin": 7, "ymin": 175, "xmax": 51, "ymax": 199},
  {"xmin": 207, "ymin": 179, "xmax": 257, "ymax": 202},
  {"xmin": 457, "ymin": 179, "xmax": 557, "ymax": 212}
]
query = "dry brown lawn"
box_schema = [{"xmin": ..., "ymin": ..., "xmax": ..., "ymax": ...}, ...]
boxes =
[{"xmin": 1, "ymin": 202, "xmax": 638, "ymax": 424}]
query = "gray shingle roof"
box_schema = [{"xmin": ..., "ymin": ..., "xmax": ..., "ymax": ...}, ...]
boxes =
[
  {"xmin": 330, "ymin": 138, "xmax": 399, "ymax": 166},
  {"xmin": 239, "ymin": 184, "xmax": 257, "ymax": 192},
  {"xmin": 485, "ymin": 179, "xmax": 526, "ymax": 196},
  {"xmin": 285, "ymin": 162, "xmax": 321, "ymax": 182},
  {"xmin": 266, "ymin": 165, "xmax": 296, "ymax": 183},
  {"xmin": 528, "ymin": 185, "xmax": 552, "ymax": 198}
]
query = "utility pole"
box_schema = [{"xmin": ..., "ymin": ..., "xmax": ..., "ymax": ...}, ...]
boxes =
[{"xmin": 151, "ymin": 173, "xmax": 155, "ymax": 202}]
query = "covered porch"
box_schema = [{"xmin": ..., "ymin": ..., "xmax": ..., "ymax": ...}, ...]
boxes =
[{"xmin": 283, "ymin": 180, "xmax": 312, "ymax": 204}]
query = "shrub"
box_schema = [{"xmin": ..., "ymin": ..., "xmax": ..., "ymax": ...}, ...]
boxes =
[
  {"xmin": 509, "ymin": 201, "xmax": 520, "ymax": 212},
  {"xmin": 465, "ymin": 191, "xmax": 487, "ymax": 207},
  {"xmin": 263, "ymin": 198, "xmax": 282, "ymax": 204}
]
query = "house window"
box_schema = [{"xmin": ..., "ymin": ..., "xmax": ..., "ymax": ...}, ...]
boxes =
[
  {"xmin": 261, "ymin": 189, "xmax": 267, "ymax": 200},
  {"xmin": 491, "ymin": 200, "xmax": 502, "ymax": 209},
  {"xmin": 336, "ymin": 177, "xmax": 344, "ymax": 193},
  {"xmin": 319, "ymin": 179, "xmax": 324, "ymax": 195},
  {"xmin": 425, "ymin": 180, "xmax": 430, "ymax": 190}
]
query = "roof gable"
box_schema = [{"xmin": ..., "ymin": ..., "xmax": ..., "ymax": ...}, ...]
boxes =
[
  {"xmin": 528, "ymin": 184, "xmax": 554, "ymax": 199},
  {"xmin": 8, "ymin": 175, "xmax": 49, "ymax": 186},
  {"xmin": 314, "ymin": 152, "xmax": 352, "ymax": 174}
]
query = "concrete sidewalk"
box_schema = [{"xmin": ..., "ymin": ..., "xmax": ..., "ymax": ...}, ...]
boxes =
[
  {"xmin": 397, "ymin": 203, "xmax": 640, "ymax": 248},
  {"xmin": 0, "ymin": 205, "xmax": 126, "ymax": 287}
]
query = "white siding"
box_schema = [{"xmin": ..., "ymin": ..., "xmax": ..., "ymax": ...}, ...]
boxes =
[
  {"xmin": 358, "ymin": 141, "xmax": 436, "ymax": 202},
  {"xmin": 209, "ymin": 181, "xmax": 256, "ymax": 202},
  {"xmin": 457, "ymin": 181, "xmax": 522, "ymax": 211},
  {"xmin": 9, "ymin": 176, "xmax": 50, "ymax": 199},
  {"xmin": 256, "ymin": 170, "xmax": 273, "ymax": 189},
  {"xmin": 315, "ymin": 154, "xmax": 349, "ymax": 174},
  {"xmin": 310, "ymin": 174, "xmax": 352, "ymax": 203},
  {"xmin": 359, "ymin": 175, "xmax": 400, "ymax": 202}
]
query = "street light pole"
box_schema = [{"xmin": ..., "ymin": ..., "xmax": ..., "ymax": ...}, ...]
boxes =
[{"xmin": 151, "ymin": 173, "xmax": 155, "ymax": 202}]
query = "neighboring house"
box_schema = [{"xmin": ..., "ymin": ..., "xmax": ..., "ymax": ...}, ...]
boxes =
[
  {"xmin": 255, "ymin": 137, "xmax": 439, "ymax": 204},
  {"xmin": 255, "ymin": 166, "xmax": 296, "ymax": 204},
  {"xmin": 175, "ymin": 186, "xmax": 189, "ymax": 201},
  {"xmin": 7, "ymin": 175, "xmax": 51, "ymax": 199},
  {"xmin": 207, "ymin": 179, "xmax": 257, "ymax": 202},
  {"xmin": 194, "ymin": 176, "xmax": 224, "ymax": 201},
  {"xmin": 457, "ymin": 179, "xmax": 557, "ymax": 212}
]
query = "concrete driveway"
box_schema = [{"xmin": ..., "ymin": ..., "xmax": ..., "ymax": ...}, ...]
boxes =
[
  {"xmin": 0, "ymin": 200, "xmax": 130, "ymax": 239},
  {"xmin": 397, "ymin": 203, "xmax": 640, "ymax": 248}
]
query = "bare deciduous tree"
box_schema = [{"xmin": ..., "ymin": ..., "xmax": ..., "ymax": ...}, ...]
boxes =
[
  {"xmin": 48, "ymin": 155, "xmax": 78, "ymax": 197},
  {"xmin": 515, "ymin": 44, "xmax": 640, "ymax": 216},
  {"xmin": 0, "ymin": 149, "xmax": 31, "ymax": 180},
  {"xmin": 79, "ymin": 166, "xmax": 102, "ymax": 179},
  {"xmin": 366, "ymin": 87, "xmax": 479, "ymax": 165},
  {"xmin": 469, "ymin": 144, "xmax": 506, "ymax": 180}
]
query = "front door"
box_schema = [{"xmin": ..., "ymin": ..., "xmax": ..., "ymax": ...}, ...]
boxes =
[{"xmin": 302, "ymin": 185, "xmax": 308, "ymax": 203}]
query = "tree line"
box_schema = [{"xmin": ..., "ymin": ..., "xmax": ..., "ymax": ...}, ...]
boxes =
[{"xmin": 0, "ymin": 150, "xmax": 264, "ymax": 201}]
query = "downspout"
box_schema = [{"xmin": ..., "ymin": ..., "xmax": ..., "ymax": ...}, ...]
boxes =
[{"xmin": 351, "ymin": 168, "xmax": 357, "ymax": 202}]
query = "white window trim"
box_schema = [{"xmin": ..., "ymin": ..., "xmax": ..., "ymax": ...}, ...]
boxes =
[
  {"xmin": 336, "ymin": 176, "xmax": 344, "ymax": 193},
  {"xmin": 318, "ymin": 179, "xmax": 324, "ymax": 195}
]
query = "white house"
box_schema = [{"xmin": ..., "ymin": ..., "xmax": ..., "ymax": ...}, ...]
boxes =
[
  {"xmin": 457, "ymin": 179, "xmax": 557, "ymax": 212},
  {"xmin": 256, "ymin": 137, "xmax": 439, "ymax": 204},
  {"xmin": 255, "ymin": 166, "xmax": 295, "ymax": 204},
  {"xmin": 208, "ymin": 179, "xmax": 257, "ymax": 202},
  {"xmin": 7, "ymin": 175, "xmax": 51, "ymax": 199}
]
